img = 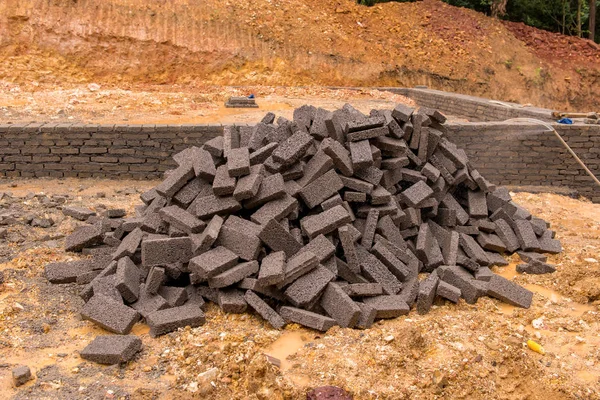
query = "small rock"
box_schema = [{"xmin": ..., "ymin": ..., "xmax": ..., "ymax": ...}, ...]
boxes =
[
  {"xmin": 584, "ymin": 258, "xmax": 598, "ymax": 263},
  {"xmin": 88, "ymin": 83, "xmax": 101, "ymax": 92},
  {"xmin": 383, "ymin": 335, "xmax": 394, "ymax": 342},
  {"xmin": 96, "ymin": 192, "xmax": 106, "ymax": 198},
  {"xmin": 307, "ymin": 386, "xmax": 352, "ymax": 400},
  {"xmin": 0, "ymin": 228, "xmax": 6, "ymax": 239},
  {"xmin": 12, "ymin": 365, "xmax": 33, "ymax": 387},
  {"xmin": 31, "ymin": 218, "xmax": 54, "ymax": 228}
]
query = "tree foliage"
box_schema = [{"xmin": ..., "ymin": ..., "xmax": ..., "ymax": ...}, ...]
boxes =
[{"xmin": 357, "ymin": 0, "xmax": 599, "ymax": 42}]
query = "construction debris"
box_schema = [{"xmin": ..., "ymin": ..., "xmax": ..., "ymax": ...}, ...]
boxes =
[
  {"xmin": 46, "ymin": 103, "xmax": 561, "ymax": 335},
  {"xmin": 225, "ymin": 96, "xmax": 258, "ymax": 108}
]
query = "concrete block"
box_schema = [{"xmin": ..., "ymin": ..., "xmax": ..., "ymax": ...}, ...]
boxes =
[
  {"xmin": 517, "ymin": 251, "xmax": 547, "ymax": 263},
  {"xmin": 191, "ymin": 194, "xmax": 241, "ymax": 219},
  {"xmin": 251, "ymin": 194, "xmax": 297, "ymax": 225},
  {"xmin": 244, "ymin": 173, "xmax": 285, "ymax": 209},
  {"xmin": 63, "ymin": 206, "xmax": 96, "ymax": 221},
  {"xmin": 115, "ymin": 257, "xmax": 141, "ymax": 303},
  {"xmin": 355, "ymin": 302, "xmax": 377, "ymax": 329},
  {"xmin": 513, "ymin": 220, "xmax": 541, "ymax": 251},
  {"xmin": 189, "ymin": 246, "xmax": 239, "ymax": 280},
  {"xmin": 190, "ymin": 147, "xmax": 216, "ymax": 181},
  {"xmin": 249, "ymin": 142, "xmax": 278, "ymax": 165},
  {"xmin": 159, "ymin": 205, "xmax": 205, "ymax": 234},
  {"xmin": 155, "ymin": 163, "xmax": 195, "ymax": 198},
  {"xmin": 65, "ymin": 224, "xmax": 104, "ymax": 252},
  {"xmin": 141, "ymin": 237, "xmax": 192, "ymax": 266},
  {"xmin": 297, "ymin": 150, "xmax": 334, "ymax": 187},
  {"xmin": 349, "ymin": 139, "xmax": 373, "ymax": 170},
  {"xmin": 45, "ymin": 260, "xmax": 94, "ymax": 284},
  {"xmin": 340, "ymin": 175, "xmax": 374, "ymax": 194},
  {"xmin": 344, "ymin": 191, "xmax": 367, "ymax": 202},
  {"xmin": 278, "ymin": 251, "xmax": 319, "ymax": 288},
  {"xmin": 227, "ymin": 147, "xmax": 251, "ymax": 177},
  {"xmin": 80, "ymin": 335, "xmax": 142, "ymax": 365},
  {"xmin": 361, "ymin": 209, "xmax": 379, "ymax": 249},
  {"xmin": 477, "ymin": 232, "xmax": 507, "ymax": 253},
  {"xmin": 436, "ymin": 280, "xmax": 461, "ymax": 303},
  {"xmin": 258, "ymin": 219, "xmax": 302, "ymax": 257},
  {"xmin": 190, "ymin": 215, "xmax": 223, "ymax": 255},
  {"xmin": 234, "ymin": 164, "xmax": 264, "ymax": 201},
  {"xmin": 416, "ymin": 273, "xmax": 440, "ymax": 314},
  {"xmin": 468, "ymin": 190, "xmax": 488, "ymax": 218},
  {"xmin": 362, "ymin": 295, "xmax": 410, "ymax": 318},
  {"xmin": 12, "ymin": 366, "xmax": 32, "ymax": 387},
  {"xmin": 147, "ymin": 304, "xmax": 205, "ymax": 337},
  {"xmin": 257, "ymin": 251, "xmax": 286, "ymax": 286},
  {"xmin": 516, "ymin": 260, "xmax": 556, "ymax": 274},
  {"xmin": 158, "ymin": 286, "xmax": 188, "ymax": 307},
  {"xmin": 297, "ymin": 234, "xmax": 336, "ymax": 262},
  {"xmin": 81, "ymin": 294, "xmax": 139, "ymax": 334},
  {"xmin": 217, "ymin": 288, "xmax": 248, "ymax": 313},
  {"xmin": 487, "ymin": 275, "xmax": 533, "ymax": 308},
  {"xmin": 437, "ymin": 265, "xmax": 485, "ymax": 304},
  {"xmin": 344, "ymin": 283, "xmax": 383, "ymax": 297},
  {"xmin": 300, "ymin": 205, "xmax": 351, "ymax": 239},
  {"xmin": 401, "ymin": 181, "xmax": 433, "ymax": 208},
  {"xmin": 459, "ymin": 233, "xmax": 489, "ymax": 266},
  {"xmin": 321, "ymin": 138, "xmax": 353, "ymax": 176},
  {"xmin": 213, "ymin": 165, "xmax": 237, "ymax": 196},
  {"xmin": 131, "ymin": 284, "xmax": 170, "ymax": 318},
  {"xmin": 391, "ymin": 104, "xmax": 414, "ymax": 122},
  {"xmin": 244, "ymin": 290, "xmax": 286, "ymax": 329},
  {"xmin": 216, "ymin": 224, "xmax": 262, "ymax": 261},
  {"xmin": 474, "ymin": 266, "xmax": 494, "ymax": 281},
  {"xmin": 370, "ymin": 241, "xmax": 410, "ymax": 281},
  {"xmin": 203, "ymin": 136, "xmax": 224, "ymax": 157},
  {"xmin": 279, "ymin": 306, "xmax": 336, "ymax": 331},
  {"xmin": 320, "ymin": 282, "xmax": 361, "ymax": 328},
  {"xmin": 356, "ymin": 246, "xmax": 402, "ymax": 295},
  {"xmin": 209, "ymin": 260, "xmax": 259, "ymax": 288},
  {"xmin": 272, "ymin": 131, "xmax": 313, "ymax": 166},
  {"xmin": 299, "ymin": 169, "xmax": 344, "ymax": 209},
  {"xmin": 284, "ymin": 265, "xmax": 336, "ymax": 307},
  {"xmin": 494, "ymin": 219, "xmax": 520, "ymax": 253}
]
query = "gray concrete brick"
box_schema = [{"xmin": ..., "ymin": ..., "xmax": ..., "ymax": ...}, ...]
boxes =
[
  {"xmin": 159, "ymin": 205, "xmax": 205, "ymax": 234},
  {"xmin": 213, "ymin": 165, "xmax": 237, "ymax": 196},
  {"xmin": 158, "ymin": 286, "xmax": 188, "ymax": 307},
  {"xmin": 300, "ymin": 205, "xmax": 351, "ymax": 239},
  {"xmin": 257, "ymin": 251, "xmax": 286, "ymax": 286},
  {"xmin": 487, "ymin": 275, "xmax": 533, "ymax": 308},
  {"xmin": 189, "ymin": 246, "xmax": 239, "ymax": 280},
  {"xmin": 81, "ymin": 294, "xmax": 139, "ymax": 334},
  {"xmin": 147, "ymin": 304, "xmax": 205, "ymax": 337},
  {"xmin": 258, "ymin": 218, "xmax": 302, "ymax": 257},
  {"xmin": 284, "ymin": 265, "xmax": 335, "ymax": 307},
  {"xmin": 513, "ymin": 219, "xmax": 541, "ymax": 251},
  {"xmin": 217, "ymin": 288, "xmax": 248, "ymax": 313},
  {"xmin": 356, "ymin": 246, "xmax": 402, "ymax": 295},
  {"xmin": 115, "ymin": 256, "xmax": 141, "ymax": 303},
  {"xmin": 244, "ymin": 173, "xmax": 285, "ymax": 209},
  {"xmin": 279, "ymin": 306, "xmax": 336, "ymax": 331},
  {"xmin": 227, "ymin": 147, "xmax": 251, "ymax": 177},
  {"xmin": 348, "ymin": 139, "xmax": 373, "ymax": 170},
  {"xmin": 80, "ymin": 335, "xmax": 142, "ymax": 365},
  {"xmin": 251, "ymin": 194, "xmax": 297, "ymax": 225},
  {"xmin": 190, "ymin": 194, "xmax": 242, "ymax": 219},
  {"xmin": 362, "ymin": 295, "xmax": 410, "ymax": 318},
  {"xmin": 209, "ymin": 260, "xmax": 259, "ymax": 288},
  {"xmin": 190, "ymin": 215, "xmax": 223, "ymax": 255},
  {"xmin": 416, "ymin": 273, "xmax": 440, "ymax": 314},
  {"xmin": 141, "ymin": 237, "xmax": 192, "ymax": 267},
  {"xmin": 299, "ymin": 169, "xmax": 344, "ymax": 209},
  {"xmin": 244, "ymin": 290, "xmax": 286, "ymax": 329}
]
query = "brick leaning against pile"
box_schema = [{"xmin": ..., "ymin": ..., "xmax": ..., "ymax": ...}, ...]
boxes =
[{"xmin": 45, "ymin": 104, "xmax": 562, "ymax": 335}]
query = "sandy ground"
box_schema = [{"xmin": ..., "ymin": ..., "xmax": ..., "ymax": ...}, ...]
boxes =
[
  {"xmin": 0, "ymin": 179, "xmax": 599, "ymax": 399},
  {"xmin": 0, "ymin": 84, "xmax": 415, "ymax": 125}
]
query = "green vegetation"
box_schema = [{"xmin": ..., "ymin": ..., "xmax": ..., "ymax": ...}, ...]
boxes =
[{"xmin": 357, "ymin": 0, "xmax": 599, "ymax": 42}]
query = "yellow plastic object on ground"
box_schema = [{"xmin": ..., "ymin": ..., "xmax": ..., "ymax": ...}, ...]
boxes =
[{"xmin": 527, "ymin": 339, "xmax": 545, "ymax": 355}]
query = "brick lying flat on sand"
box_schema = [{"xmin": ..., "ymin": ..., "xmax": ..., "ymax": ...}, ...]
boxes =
[
  {"xmin": 147, "ymin": 304, "xmax": 206, "ymax": 337},
  {"xmin": 47, "ymin": 102, "xmax": 562, "ymax": 335},
  {"xmin": 63, "ymin": 206, "xmax": 96, "ymax": 221},
  {"xmin": 80, "ymin": 335, "xmax": 142, "ymax": 365}
]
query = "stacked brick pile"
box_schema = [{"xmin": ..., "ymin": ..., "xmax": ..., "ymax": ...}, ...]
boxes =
[{"xmin": 45, "ymin": 103, "xmax": 562, "ymax": 336}]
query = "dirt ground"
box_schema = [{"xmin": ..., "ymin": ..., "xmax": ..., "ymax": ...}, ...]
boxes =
[
  {"xmin": 0, "ymin": 84, "xmax": 415, "ymax": 125},
  {"xmin": 0, "ymin": 179, "xmax": 598, "ymax": 399}
]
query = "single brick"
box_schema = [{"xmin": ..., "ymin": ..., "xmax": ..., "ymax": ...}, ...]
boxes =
[
  {"xmin": 159, "ymin": 205, "xmax": 205, "ymax": 234},
  {"xmin": 361, "ymin": 209, "xmax": 379, "ymax": 248},
  {"xmin": 474, "ymin": 266, "xmax": 494, "ymax": 281},
  {"xmin": 278, "ymin": 251, "xmax": 319, "ymax": 288},
  {"xmin": 299, "ymin": 169, "xmax": 344, "ymax": 209},
  {"xmin": 441, "ymin": 193, "xmax": 470, "ymax": 225},
  {"xmin": 191, "ymin": 194, "xmax": 242, "ymax": 219},
  {"xmin": 272, "ymin": 131, "xmax": 313, "ymax": 166},
  {"xmin": 209, "ymin": 260, "xmax": 259, "ymax": 288},
  {"xmin": 513, "ymin": 220, "xmax": 541, "ymax": 251},
  {"xmin": 190, "ymin": 215, "xmax": 223, "ymax": 255},
  {"xmin": 356, "ymin": 246, "xmax": 403, "ymax": 295},
  {"xmin": 340, "ymin": 175, "xmax": 374, "ymax": 194},
  {"xmin": 371, "ymin": 241, "xmax": 410, "ymax": 281},
  {"xmin": 321, "ymin": 193, "xmax": 344, "ymax": 210},
  {"xmin": 348, "ymin": 139, "xmax": 373, "ymax": 170},
  {"xmin": 416, "ymin": 273, "xmax": 440, "ymax": 315},
  {"xmin": 437, "ymin": 265, "xmax": 485, "ymax": 304},
  {"xmin": 217, "ymin": 288, "xmax": 248, "ymax": 313},
  {"xmin": 115, "ymin": 257, "xmax": 141, "ymax": 303},
  {"xmin": 234, "ymin": 164, "xmax": 264, "ymax": 201},
  {"xmin": 215, "ymin": 223, "xmax": 262, "ymax": 261},
  {"xmin": 320, "ymin": 282, "xmax": 361, "ymax": 328},
  {"xmin": 494, "ymin": 219, "xmax": 520, "ymax": 253},
  {"xmin": 227, "ymin": 147, "xmax": 251, "ymax": 177},
  {"xmin": 459, "ymin": 233, "xmax": 489, "ymax": 266},
  {"xmin": 189, "ymin": 246, "xmax": 239, "ymax": 280},
  {"xmin": 391, "ymin": 103, "xmax": 414, "ymax": 122},
  {"xmin": 284, "ymin": 265, "xmax": 336, "ymax": 307},
  {"xmin": 131, "ymin": 284, "xmax": 170, "ymax": 318},
  {"xmin": 258, "ymin": 218, "xmax": 302, "ymax": 257},
  {"xmin": 467, "ymin": 190, "xmax": 488, "ymax": 218},
  {"xmin": 436, "ymin": 280, "xmax": 461, "ymax": 303},
  {"xmin": 203, "ymin": 136, "xmax": 224, "ymax": 157},
  {"xmin": 362, "ymin": 295, "xmax": 410, "ymax": 318},
  {"xmin": 517, "ymin": 251, "xmax": 547, "ymax": 263},
  {"xmin": 401, "ymin": 181, "xmax": 434, "ymax": 207},
  {"xmin": 485, "ymin": 252, "xmax": 509, "ymax": 266},
  {"xmin": 344, "ymin": 191, "xmax": 367, "ymax": 202},
  {"xmin": 63, "ymin": 206, "xmax": 96, "ymax": 221},
  {"xmin": 300, "ymin": 205, "xmax": 351, "ymax": 239},
  {"xmin": 487, "ymin": 275, "xmax": 533, "ymax": 308},
  {"xmin": 12, "ymin": 366, "xmax": 33, "ymax": 387},
  {"xmin": 244, "ymin": 290, "xmax": 286, "ymax": 329},
  {"xmin": 297, "ymin": 150, "xmax": 334, "ymax": 187},
  {"xmin": 65, "ymin": 224, "xmax": 105, "ymax": 252},
  {"xmin": 251, "ymin": 194, "xmax": 297, "ymax": 225},
  {"xmin": 80, "ymin": 335, "xmax": 142, "ymax": 365},
  {"xmin": 213, "ymin": 165, "xmax": 237, "ymax": 196},
  {"xmin": 257, "ymin": 251, "xmax": 286, "ymax": 286},
  {"xmin": 158, "ymin": 286, "xmax": 189, "ymax": 307},
  {"xmin": 45, "ymin": 260, "xmax": 94, "ymax": 284},
  {"xmin": 516, "ymin": 260, "xmax": 556, "ymax": 274},
  {"xmin": 141, "ymin": 237, "xmax": 192, "ymax": 267},
  {"xmin": 155, "ymin": 163, "xmax": 195, "ymax": 198},
  {"xmin": 147, "ymin": 304, "xmax": 206, "ymax": 337},
  {"xmin": 145, "ymin": 266, "xmax": 166, "ymax": 294},
  {"xmin": 355, "ymin": 302, "xmax": 377, "ymax": 329},
  {"xmin": 244, "ymin": 173, "xmax": 285, "ymax": 209},
  {"xmin": 250, "ymin": 142, "xmax": 278, "ymax": 166},
  {"xmin": 279, "ymin": 306, "xmax": 336, "ymax": 331},
  {"xmin": 81, "ymin": 294, "xmax": 140, "ymax": 334},
  {"xmin": 321, "ymin": 137, "xmax": 353, "ymax": 176},
  {"xmin": 297, "ymin": 234, "xmax": 336, "ymax": 262}
]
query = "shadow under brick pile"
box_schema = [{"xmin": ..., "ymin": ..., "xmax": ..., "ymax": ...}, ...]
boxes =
[{"xmin": 43, "ymin": 103, "xmax": 564, "ymax": 350}]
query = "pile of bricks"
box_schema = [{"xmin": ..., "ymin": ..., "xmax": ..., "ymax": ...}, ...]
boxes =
[
  {"xmin": 45, "ymin": 103, "xmax": 562, "ymax": 335},
  {"xmin": 225, "ymin": 96, "xmax": 258, "ymax": 108}
]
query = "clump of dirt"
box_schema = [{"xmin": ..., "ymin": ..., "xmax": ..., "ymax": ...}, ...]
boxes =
[{"xmin": 0, "ymin": 180, "xmax": 599, "ymax": 399}]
